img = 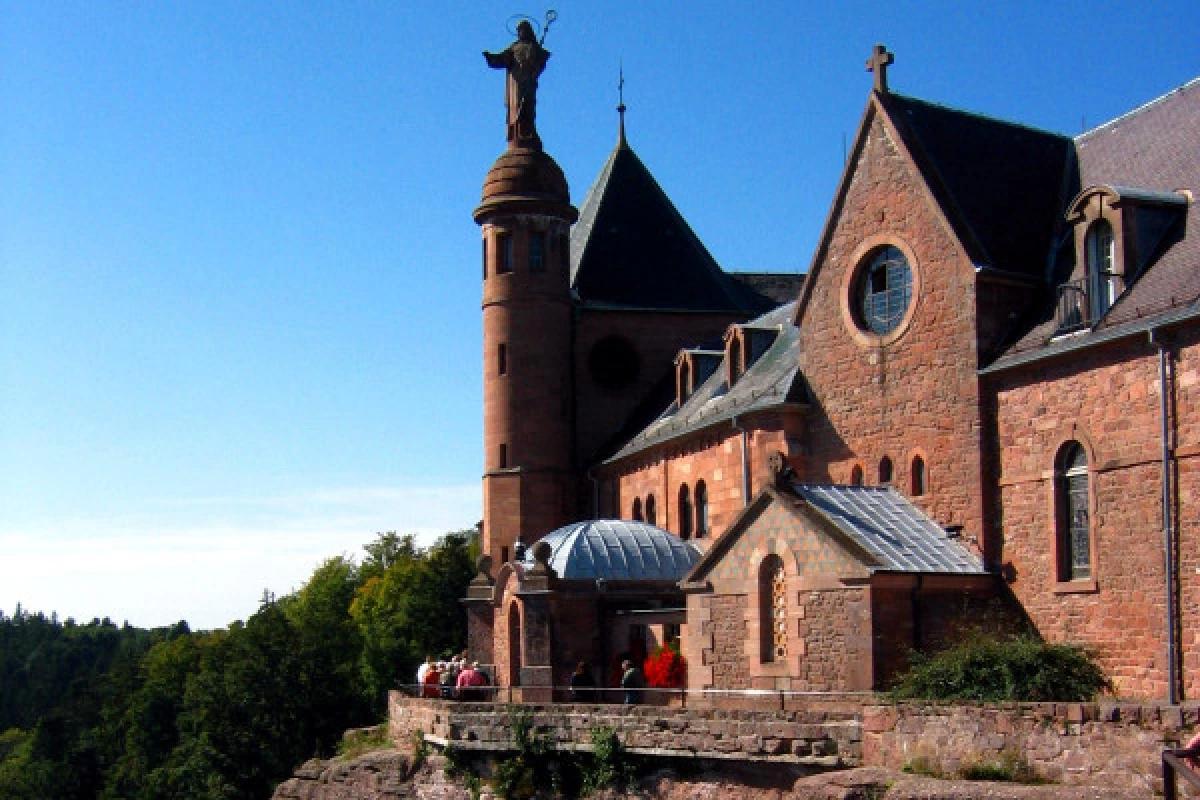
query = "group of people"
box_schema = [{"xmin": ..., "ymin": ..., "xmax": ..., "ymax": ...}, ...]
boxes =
[
  {"xmin": 416, "ymin": 654, "xmax": 491, "ymax": 700},
  {"xmin": 415, "ymin": 654, "xmax": 645, "ymax": 704}
]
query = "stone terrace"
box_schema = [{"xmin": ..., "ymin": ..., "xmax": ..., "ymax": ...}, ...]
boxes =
[{"xmin": 389, "ymin": 693, "xmax": 1200, "ymax": 795}]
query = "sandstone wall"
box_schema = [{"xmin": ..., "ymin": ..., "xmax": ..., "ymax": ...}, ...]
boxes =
[{"xmin": 390, "ymin": 695, "xmax": 1200, "ymax": 796}]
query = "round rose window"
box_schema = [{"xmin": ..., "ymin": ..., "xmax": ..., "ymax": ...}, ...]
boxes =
[{"xmin": 856, "ymin": 246, "xmax": 913, "ymax": 335}]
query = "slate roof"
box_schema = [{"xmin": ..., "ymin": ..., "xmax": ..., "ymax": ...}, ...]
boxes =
[
  {"xmin": 791, "ymin": 484, "xmax": 985, "ymax": 574},
  {"xmin": 881, "ymin": 93, "xmax": 1074, "ymax": 279},
  {"xmin": 522, "ymin": 519, "xmax": 702, "ymax": 581},
  {"xmin": 990, "ymin": 77, "xmax": 1200, "ymax": 369},
  {"xmin": 570, "ymin": 136, "xmax": 775, "ymax": 313},
  {"xmin": 606, "ymin": 302, "xmax": 804, "ymax": 462}
]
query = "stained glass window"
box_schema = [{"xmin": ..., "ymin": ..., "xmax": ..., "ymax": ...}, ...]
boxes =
[{"xmin": 859, "ymin": 246, "xmax": 912, "ymax": 335}]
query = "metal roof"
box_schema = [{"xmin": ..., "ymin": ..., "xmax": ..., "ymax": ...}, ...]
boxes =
[
  {"xmin": 607, "ymin": 301, "xmax": 803, "ymax": 462},
  {"xmin": 522, "ymin": 519, "xmax": 701, "ymax": 581},
  {"xmin": 792, "ymin": 484, "xmax": 985, "ymax": 574}
]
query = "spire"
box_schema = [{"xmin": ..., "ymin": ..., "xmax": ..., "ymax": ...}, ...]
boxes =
[{"xmin": 617, "ymin": 61, "xmax": 628, "ymax": 148}]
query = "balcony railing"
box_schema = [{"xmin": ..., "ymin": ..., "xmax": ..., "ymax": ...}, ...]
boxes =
[
  {"xmin": 1055, "ymin": 279, "xmax": 1090, "ymax": 334},
  {"xmin": 1054, "ymin": 273, "xmax": 1120, "ymax": 335}
]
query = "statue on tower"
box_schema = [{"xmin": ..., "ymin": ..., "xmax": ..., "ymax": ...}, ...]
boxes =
[{"xmin": 483, "ymin": 18, "xmax": 550, "ymax": 147}]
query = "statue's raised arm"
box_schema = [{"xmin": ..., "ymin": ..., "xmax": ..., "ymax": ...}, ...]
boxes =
[{"xmin": 483, "ymin": 19, "xmax": 551, "ymax": 147}]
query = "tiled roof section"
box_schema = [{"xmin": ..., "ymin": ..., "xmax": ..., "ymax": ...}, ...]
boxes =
[
  {"xmin": 992, "ymin": 77, "xmax": 1200, "ymax": 367},
  {"xmin": 883, "ymin": 93, "xmax": 1074, "ymax": 278},
  {"xmin": 792, "ymin": 484, "xmax": 985, "ymax": 574},
  {"xmin": 522, "ymin": 519, "xmax": 702, "ymax": 581},
  {"xmin": 570, "ymin": 139, "xmax": 774, "ymax": 312},
  {"xmin": 730, "ymin": 272, "xmax": 806, "ymax": 305},
  {"xmin": 607, "ymin": 302, "xmax": 803, "ymax": 462}
]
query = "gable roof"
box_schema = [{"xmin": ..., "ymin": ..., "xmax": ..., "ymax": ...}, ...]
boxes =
[
  {"xmin": 605, "ymin": 301, "xmax": 805, "ymax": 463},
  {"xmin": 881, "ymin": 93, "xmax": 1074, "ymax": 279},
  {"xmin": 685, "ymin": 483, "xmax": 985, "ymax": 584},
  {"xmin": 570, "ymin": 136, "xmax": 774, "ymax": 313},
  {"xmin": 986, "ymin": 76, "xmax": 1200, "ymax": 371},
  {"xmin": 794, "ymin": 91, "xmax": 1074, "ymax": 329}
]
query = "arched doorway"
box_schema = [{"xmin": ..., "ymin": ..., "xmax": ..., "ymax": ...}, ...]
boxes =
[{"xmin": 507, "ymin": 602, "xmax": 522, "ymax": 686}]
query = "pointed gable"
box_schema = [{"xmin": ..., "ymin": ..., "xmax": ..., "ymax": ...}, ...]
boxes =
[{"xmin": 570, "ymin": 138, "xmax": 772, "ymax": 313}]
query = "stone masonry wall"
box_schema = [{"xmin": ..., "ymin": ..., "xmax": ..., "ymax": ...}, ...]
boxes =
[
  {"xmin": 989, "ymin": 328, "xmax": 1200, "ymax": 699},
  {"xmin": 389, "ymin": 695, "xmax": 862, "ymax": 765},
  {"xmin": 706, "ymin": 594, "xmax": 749, "ymax": 690},
  {"xmin": 864, "ymin": 701, "xmax": 1200, "ymax": 795},
  {"xmin": 796, "ymin": 109, "xmax": 986, "ymax": 551},
  {"xmin": 608, "ymin": 416, "xmax": 800, "ymax": 549},
  {"xmin": 390, "ymin": 694, "xmax": 1200, "ymax": 796},
  {"xmin": 795, "ymin": 588, "xmax": 869, "ymax": 691}
]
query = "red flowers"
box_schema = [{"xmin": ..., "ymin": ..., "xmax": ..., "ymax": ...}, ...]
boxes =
[{"xmin": 643, "ymin": 644, "xmax": 687, "ymax": 689}]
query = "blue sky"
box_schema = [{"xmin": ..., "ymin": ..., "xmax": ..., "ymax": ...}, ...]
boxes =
[{"xmin": 2, "ymin": 1, "xmax": 1197, "ymax": 628}]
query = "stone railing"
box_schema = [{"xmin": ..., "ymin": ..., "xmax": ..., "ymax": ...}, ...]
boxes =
[
  {"xmin": 389, "ymin": 693, "xmax": 1200, "ymax": 795},
  {"xmin": 388, "ymin": 693, "xmax": 863, "ymax": 766}
]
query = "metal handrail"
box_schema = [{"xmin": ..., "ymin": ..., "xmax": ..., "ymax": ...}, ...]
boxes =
[
  {"xmin": 1162, "ymin": 746, "xmax": 1200, "ymax": 799},
  {"xmin": 392, "ymin": 682, "xmax": 874, "ymax": 709}
]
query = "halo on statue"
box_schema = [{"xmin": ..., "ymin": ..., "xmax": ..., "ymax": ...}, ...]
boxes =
[
  {"xmin": 505, "ymin": 13, "xmax": 541, "ymax": 38},
  {"xmin": 505, "ymin": 9, "xmax": 557, "ymax": 41}
]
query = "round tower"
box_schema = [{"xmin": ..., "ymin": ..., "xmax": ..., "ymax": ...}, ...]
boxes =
[{"xmin": 477, "ymin": 25, "xmax": 579, "ymax": 565}]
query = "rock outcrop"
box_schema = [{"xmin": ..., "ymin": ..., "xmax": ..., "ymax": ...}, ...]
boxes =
[{"xmin": 272, "ymin": 753, "xmax": 1153, "ymax": 800}]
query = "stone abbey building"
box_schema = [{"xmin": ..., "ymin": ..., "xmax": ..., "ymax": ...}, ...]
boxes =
[{"xmin": 463, "ymin": 31, "xmax": 1200, "ymax": 703}]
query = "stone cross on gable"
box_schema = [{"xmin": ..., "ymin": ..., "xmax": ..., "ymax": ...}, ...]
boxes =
[{"xmin": 866, "ymin": 44, "xmax": 894, "ymax": 94}]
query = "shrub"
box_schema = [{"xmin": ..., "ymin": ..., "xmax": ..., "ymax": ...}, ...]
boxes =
[
  {"xmin": 581, "ymin": 726, "xmax": 637, "ymax": 795},
  {"xmin": 889, "ymin": 634, "xmax": 1111, "ymax": 703}
]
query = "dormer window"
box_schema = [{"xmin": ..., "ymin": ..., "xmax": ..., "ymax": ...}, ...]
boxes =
[
  {"xmin": 676, "ymin": 349, "xmax": 723, "ymax": 406},
  {"xmin": 726, "ymin": 329, "xmax": 745, "ymax": 387},
  {"xmin": 1057, "ymin": 184, "xmax": 1188, "ymax": 334}
]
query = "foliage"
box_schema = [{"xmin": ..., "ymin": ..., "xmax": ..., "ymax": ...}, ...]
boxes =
[
  {"xmin": 958, "ymin": 750, "xmax": 1043, "ymax": 783},
  {"xmin": 888, "ymin": 634, "xmax": 1111, "ymax": 703},
  {"xmin": 0, "ymin": 528, "xmax": 474, "ymax": 800},
  {"xmin": 351, "ymin": 531, "xmax": 476, "ymax": 704},
  {"xmin": 443, "ymin": 746, "xmax": 483, "ymax": 800},
  {"xmin": 337, "ymin": 726, "xmax": 393, "ymax": 760},
  {"xmin": 580, "ymin": 726, "xmax": 638, "ymax": 796},
  {"xmin": 642, "ymin": 642, "xmax": 686, "ymax": 689},
  {"xmin": 491, "ymin": 710, "xmax": 556, "ymax": 799}
]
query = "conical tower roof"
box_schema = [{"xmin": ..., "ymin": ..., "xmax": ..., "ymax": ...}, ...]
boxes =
[{"xmin": 569, "ymin": 126, "xmax": 771, "ymax": 313}]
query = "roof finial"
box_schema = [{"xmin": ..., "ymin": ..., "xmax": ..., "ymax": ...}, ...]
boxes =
[
  {"xmin": 866, "ymin": 43, "xmax": 894, "ymax": 94},
  {"xmin": 617, "ymin": 60, "xmax": 627, "ymax": 147}
]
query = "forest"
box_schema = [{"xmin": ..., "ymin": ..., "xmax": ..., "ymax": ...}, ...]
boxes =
[{"xmin": 0, "ymin": 530, "xmax": 476, "ymax": 800}]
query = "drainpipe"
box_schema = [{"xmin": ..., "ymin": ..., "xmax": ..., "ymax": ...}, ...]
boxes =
[
  {"xmin": 1150, "ymin": 327, "xmax": 1180, "ymax": 705},
  {"xmin": 732, "ymin": 416, "xmax": 750, "ymax": 507}
]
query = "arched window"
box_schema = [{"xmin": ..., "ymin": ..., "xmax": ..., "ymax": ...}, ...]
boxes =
[
  {"xmin": 879, "ymin": 456, "xmax": 893, "ymax": 485},
  {"xmin": 759, "ymin": 555, "xmax": 787, "ymax": 663},
  {"xmin": 1085, "ymin": 220, "xmax": 1116, "ymax": 320},
  {"xmin": 694, "ymin": 481, "xmax": 708, "ymax": 537},
  {"xmin": 632, "ymin": 497, "xmax": 643, "ymax": 521},
  {"xmin": 850, "ymin": 464, "xmax": 864, "ymax": 486},
  {"xmin": 645, "ymin": 494, "xmax": 656, "ymax": 526},
  {"xmin": 678, "ymin": 484, "xmax": 693, "ymax": 540},
  {"xmin": 1056, "ymin": 441, "xmax": 1091, "ymax": 581},
  {"xmin": 911, "ymin": 456, "xmax": 926, "ymax": 496}
]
